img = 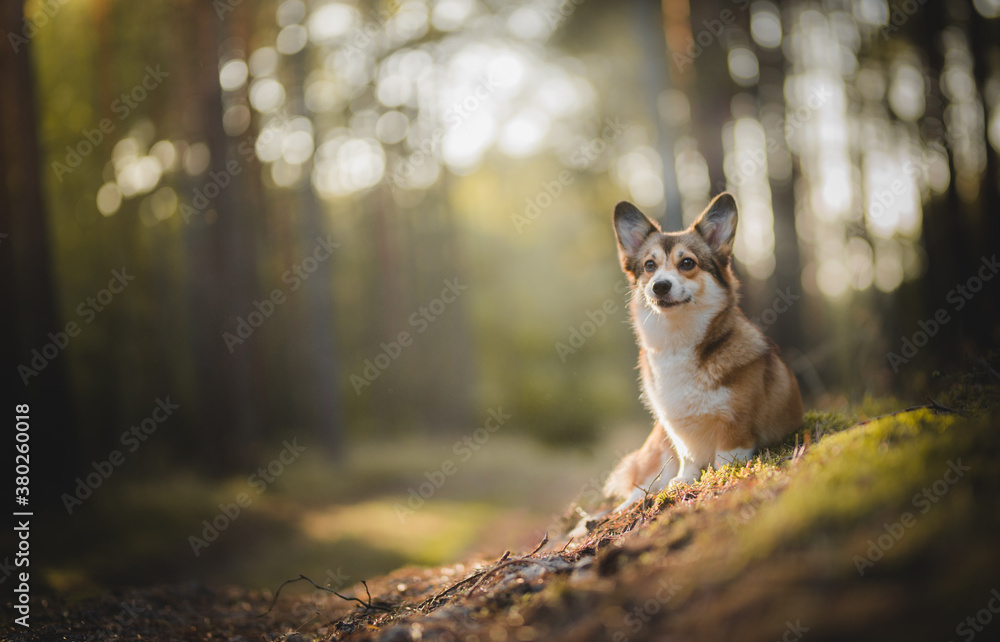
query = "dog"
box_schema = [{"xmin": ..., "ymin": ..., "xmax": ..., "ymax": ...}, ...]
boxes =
[{"xmin": 604, "ymin": 193, "xmax": 802, "ymax": 512}]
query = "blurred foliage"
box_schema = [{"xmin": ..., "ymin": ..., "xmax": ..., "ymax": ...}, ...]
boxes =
[
  {"xmin": 16, "ymin": 0, "xmax": 1000, "ymax": 470},
  {"xmin": 4, "ymin": 0, "xmax": 1000, "ymax": 590}
]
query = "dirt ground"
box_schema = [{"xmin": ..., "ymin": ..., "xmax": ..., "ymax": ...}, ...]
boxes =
[{"xmin": 7, "ymin": 367, "xmax": 1000, "ymax": 642}]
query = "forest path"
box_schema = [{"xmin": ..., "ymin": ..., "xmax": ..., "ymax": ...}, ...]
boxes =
[{"xmin": 11, "ymin": 366, "xmax": 1000, "ymax": 642}]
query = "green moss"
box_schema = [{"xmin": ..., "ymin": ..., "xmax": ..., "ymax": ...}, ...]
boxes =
[
  {"xmin": 652, "ymin": 409, "xmax": 857, "ymax": 510},
  {"xmin": 936, "ymin": 380, "xmax": 999, "ymax": 415},
  {"xmin": 799, "ymin": 410, "xmax": 856, "ymax": 440},
  {"xmin": 739, "ymin": 409, "xmax": 964, "ymax": 559},
  {"xmin": 470, "ymin": 372, "xmax": 1000, "ymax": 640},
  {"xmin": 610, "ymin": 379, "xmax": 997, "ymax": 595},
  {"xmin": 854, "ymin": 394, "xmax": 908, "ymax": 420}
]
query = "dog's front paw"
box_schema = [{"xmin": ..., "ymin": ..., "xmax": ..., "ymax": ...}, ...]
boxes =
[
  {"xmin": 567, "ymin": 517, "xmax": 594, "ymax": 541},
  {"xmin": 668, "ymin": 473, "xmax": 698, "ymax": 488},
  {"xmin": 611, "ymin": 487, "xmax": 647, "ymax": 513}
]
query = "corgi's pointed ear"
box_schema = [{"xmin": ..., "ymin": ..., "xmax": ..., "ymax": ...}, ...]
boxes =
[
  {"xmin": 694, "ymin": 192, "xmax": 738, "ymax": 262},
  {"xmin": 614, "ymin": 201, "xmax": 658, "ymax": 268}
]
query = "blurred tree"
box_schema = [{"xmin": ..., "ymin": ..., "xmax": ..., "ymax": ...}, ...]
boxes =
[
  {"xmin": 2, "ymin": 0, "xmax": 80, "ymax": 496},
  {"xmin": 13, "ymin": 0, "xmax": 1000, "ymax": 486},
  {"xmin": 279, "ymin": 36, "xmax": 345, "ymax": 455},
  {"xmin": 181, "ymin": 0, "xmax": 267, "ymax": 474}
]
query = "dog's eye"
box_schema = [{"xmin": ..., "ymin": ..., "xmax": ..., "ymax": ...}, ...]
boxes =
[
  {"xmin": 643, "ymin": 260, "xmax": 657, "ymax": 273},
  {"xmin": 679, "ymin": 257, "xmax": 696, "ymax": 271}
]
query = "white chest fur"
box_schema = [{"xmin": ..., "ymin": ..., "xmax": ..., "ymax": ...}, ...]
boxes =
[
  {"xmin": 643, "ymin": 347, "xmax": 732, "ymax": 423},
  {"xmin": 633, "ymin": 300, "xmax": 733, "ymax": 426}
]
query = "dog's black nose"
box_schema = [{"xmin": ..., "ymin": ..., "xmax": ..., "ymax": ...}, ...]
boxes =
[{"xmin": 652, "ymin": 280, "xmax": 672, "ymax": 296}]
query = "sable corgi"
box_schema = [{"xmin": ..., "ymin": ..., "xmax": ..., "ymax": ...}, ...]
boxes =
[{"xmin": 604, "ymin": 193, "xmax": 802, "ymax": 511}]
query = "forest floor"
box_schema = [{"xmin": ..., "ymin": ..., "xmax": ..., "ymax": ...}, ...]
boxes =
[{"xmin": 9, "ymin": 362, "xmax": 1000, "ymax": 642}]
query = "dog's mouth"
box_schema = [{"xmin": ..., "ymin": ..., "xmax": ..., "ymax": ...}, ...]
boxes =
[{"xmin": 652, "ymin": 296, "xmax": 692, "ymax": 309}]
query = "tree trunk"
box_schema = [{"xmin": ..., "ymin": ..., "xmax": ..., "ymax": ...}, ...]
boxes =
[
  {"xmin": 1, "ymin": 0, "xmax": 80, "ymax": 499},
  {"xmin": 182, "ymin": 0, "xmax": 263, "ymax": 475}
]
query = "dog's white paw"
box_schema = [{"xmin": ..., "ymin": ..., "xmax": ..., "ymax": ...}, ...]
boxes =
[
  {"xmin": 612, "ymin": 487, "xmax": 647, "ymax": 513},
  {"xmin": 567, "ymin": 507, "xmax": 612, "ymax": 539},
  {"xmin": 668, "ymin": 472, "xmax": 699, "ymax": 488},
  {"xmin": 715, "ymin": 447, "xmax": 754, "ymax": 467},
  {"xmin": 567, "ymin": 519, "xmax": 592, "ymax": 541}
]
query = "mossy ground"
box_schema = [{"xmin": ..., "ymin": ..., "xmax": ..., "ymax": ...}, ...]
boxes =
[{"xmin": 9, "ymin": 365, "xmax": 1000, "ymax": 641}]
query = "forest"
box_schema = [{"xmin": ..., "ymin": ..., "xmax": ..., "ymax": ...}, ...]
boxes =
[{"xmin": 3, "ymin": 0, "xmax": 1000, "ymax": 640}]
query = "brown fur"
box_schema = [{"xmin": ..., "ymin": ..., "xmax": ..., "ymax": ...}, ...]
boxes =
[
  {"xmin": 602, "ymin": 422, "xmax": 678, "ymax": 498},
  {"xmin": 604, "ymin": 193, "xmax": 803, "ymax": 505}
]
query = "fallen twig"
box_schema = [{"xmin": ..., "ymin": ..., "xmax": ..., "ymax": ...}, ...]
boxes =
[
  {"xmin": 423, "ymin": 549, "xmax": 512, "ymax": 607},
  {"xmin": 924, "ymin": 396, "xmax": 966, "ymax": 416},
  {"xmin": 852, "ymin": 398, "xmax": 965, "ymax": 429},
  {"xmin": 976, "ymin": 357, "xmax": 1000, "ymax": 380},
  {"xmin": 260, "ymin": 574, "xmax": 392, "ymax": 617},
  {"xmin": 424, "ymin": 572, "xmax": 483, "ymax": 606},
  {"xmin": 529, "ymin": 532, "xmax": 549, "ymax": 556},
  {"xmin": 791, "ymin": 431, "xmax": 811, "ymax": 461},
  {"xmin": 468, "ymin": 558, "xmax": 553, "ymax": 594},
  {"xmin": 632, "ymin": 457, "xmax": 673, "ymax": 514}
]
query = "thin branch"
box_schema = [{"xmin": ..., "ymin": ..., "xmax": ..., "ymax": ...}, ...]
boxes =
[
  {"xmin": 424, "ymin": 576, "xmax": 479, "ymax": 606},
  {"xmin": 361, "ymin": 580, "xmax": 375, "ymax": 608},
  {"xmin": 529, "ymin": 533, "xmax": 549, "ymax": 556},
  {"xmin": 924, "ymin": 396, "xmax": 966, "ymax": 416},
  {"xmin": 468, "ymin": 559, "xmax": 553, "ymax": 594},
  {"xmin": 259, "ymin": 574, "xmax": 392, "ymax": 617},
  {"xmin": 976, "ymin": 357, "xmax": 1000, "ymax": 380},
  {"xmin": 852, "ymin": 399, "xmax": 964, "ymax": 429},
  {"xmin": 423, "ymin": 550, "xmax": 511, "ymax": 607},
  {"xmin": 633, "ymin": 457, "xmax": 673, "ymax": 512}
]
